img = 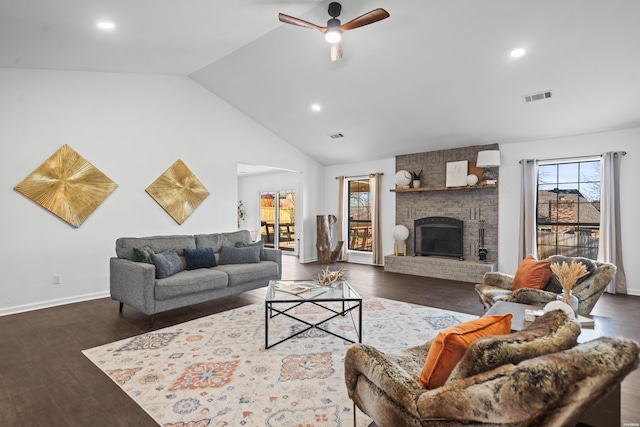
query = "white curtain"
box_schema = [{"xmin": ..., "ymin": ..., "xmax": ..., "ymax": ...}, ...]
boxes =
[
  {"xmin": 518, "ymin": 159, "xmax": 539, "ymax": 261},
  {"xmin": 369, "ymin": 173, "xmax": 383, "ymax": 265},
  {"xmin": 598, "ymin": 152, "xmax": 627, "ymax": 294},
  {"xmin": 337, "ymin": 176, "xmax": 348, "ymax": 261}
]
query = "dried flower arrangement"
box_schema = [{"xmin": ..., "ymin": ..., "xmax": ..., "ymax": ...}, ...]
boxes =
[
  {"xmin": 316, "ymin": 266, "xmax": 346, "ymax": 286},
  {"xmin": 550, "ymin": 260, "xmax": 589, "ymax": 306}
]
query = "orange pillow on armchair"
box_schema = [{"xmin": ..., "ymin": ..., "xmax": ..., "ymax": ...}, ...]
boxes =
[
  {"xmin": 512, "ymin": 254, "xmax": 552, "ymax": 290},
  {"xmin": 419, "ymin": 314, "xmax": 512, "ymax": 389}
]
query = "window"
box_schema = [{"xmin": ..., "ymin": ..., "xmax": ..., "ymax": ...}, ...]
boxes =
[
  {"xmin": 348, "ymin": 179, "xmax": 371, "ymax": 251},
  {"xmin": 536, "ymin": 160, "xmax": 601, "ymax": 258}
]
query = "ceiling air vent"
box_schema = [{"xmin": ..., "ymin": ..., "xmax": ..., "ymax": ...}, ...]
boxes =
[
  {"xmin": 328, "ymin": 132, "xmax": 344, "ymax": 139},
  {"xmin": 522, "ymin": 90, "xmax": 553, "ymax": 103}
]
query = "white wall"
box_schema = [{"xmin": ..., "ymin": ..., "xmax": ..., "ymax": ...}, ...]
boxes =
[
  {"xmin": 0, "ymin": 67, "xmax": 323, "ymax": 314},
  {"xmin": 323, "ymin": 159, "xmax": 396, "ymax": 265},
  {"xmin": 498, "ymin": 127, "xmax": 639, "ymax": 295}
]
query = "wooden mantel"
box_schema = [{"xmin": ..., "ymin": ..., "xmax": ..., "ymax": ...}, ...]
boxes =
[{"xmin": 390, "ymin": 183, "xmax": 496, "ymax": 193}]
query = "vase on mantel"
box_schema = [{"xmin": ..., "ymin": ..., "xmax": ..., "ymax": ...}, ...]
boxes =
[
  {"xmin": 413, "ymin": 180, "xmax": 421, "ymax": 189},
  {"xmin": 557, "ymin": 291, "xmax": 579, "ymax": 314}
]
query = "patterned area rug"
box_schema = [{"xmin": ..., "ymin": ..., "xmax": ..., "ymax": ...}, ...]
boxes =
[{"xmin": 83, "ymin": 298, "xmax": 477, "ymax": 426}]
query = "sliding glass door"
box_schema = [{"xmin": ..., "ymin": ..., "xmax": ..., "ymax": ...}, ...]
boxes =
[{"xmin": 259, "ymin": 189, "xmax": 297, "ymax": 255}]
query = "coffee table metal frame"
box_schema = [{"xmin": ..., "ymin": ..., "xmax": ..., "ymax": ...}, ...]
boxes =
[{"xmin": 264, "ymin": 280, "xmax": 362, "ymax": 349}]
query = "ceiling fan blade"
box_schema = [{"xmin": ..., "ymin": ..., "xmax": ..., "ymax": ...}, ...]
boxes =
[
  {"xmin": 339, "ymin": 8, "xmax": 390, "ymax": 32},
  {"xmin": 278, "ymin": 13, "xmax": 327, "ymax": 33},
  {"xmin": 330, "ymin": 42, "xmax": 343, "ymax": 61}
]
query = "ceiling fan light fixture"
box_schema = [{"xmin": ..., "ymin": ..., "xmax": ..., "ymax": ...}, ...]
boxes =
[{"xmin": 325, "ymin": 28, "xmax": 341, "ymax": 43}]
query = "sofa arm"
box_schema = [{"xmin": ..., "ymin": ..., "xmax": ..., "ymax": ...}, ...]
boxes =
[
  {"xmin": 109, "ymin": 257, "xmax": 157, "ymax": 315},
  {"xmin": 263, "ymin": 248, "xmax": 282, "ymax": 280},
  {"xmin": 482, "ymin": 271, "xmax": 514, "ymax": 289}
]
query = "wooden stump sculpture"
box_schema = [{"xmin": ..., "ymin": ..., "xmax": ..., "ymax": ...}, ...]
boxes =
[{"xmin": 316, "ymin": 214, "xmax": 344, "ymax": 264}]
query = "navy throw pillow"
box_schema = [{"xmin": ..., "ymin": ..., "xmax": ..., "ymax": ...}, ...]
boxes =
[{"xmin": 184, "ymin": 247, "xmax": 216, "ymax": 270}]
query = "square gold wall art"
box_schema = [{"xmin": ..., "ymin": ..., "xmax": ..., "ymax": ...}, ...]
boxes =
[
  {"xmin": 14, "ymin": 144, "xmax": 118, "ymax": 228},
  {"xmin": 146, "ymin": 159, "xmax": 210, "ymax": 225}
]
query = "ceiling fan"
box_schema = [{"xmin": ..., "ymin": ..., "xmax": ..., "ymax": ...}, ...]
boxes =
[{"xmin": 278, "ymin": 2, "xmax": 390, "ymax": 61}]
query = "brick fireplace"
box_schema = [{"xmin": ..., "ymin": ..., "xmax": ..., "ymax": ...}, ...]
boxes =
[{"xmin": 384, "ymin": 144, "xmax": 499, "ymax": 283}]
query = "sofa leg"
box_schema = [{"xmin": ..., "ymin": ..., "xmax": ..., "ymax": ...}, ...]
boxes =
[
  {"xmin": 119, "ymin": 302, "xmax": 123, "ymax": 313},
  {"xmin": 150, "ymin": 314, "xmax": 156, "ymax": 327}
]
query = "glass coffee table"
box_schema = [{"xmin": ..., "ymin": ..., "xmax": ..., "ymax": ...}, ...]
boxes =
[{"xmin": 264, "ymin": 279, "xmax": 362, "ymax": 349}]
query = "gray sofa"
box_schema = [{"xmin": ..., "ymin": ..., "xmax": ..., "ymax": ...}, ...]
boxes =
[{"xmin": 110, "ymin": 230, "xmax": 281, "ymax": 322}]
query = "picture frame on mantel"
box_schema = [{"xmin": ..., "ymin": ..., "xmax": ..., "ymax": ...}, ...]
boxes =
[{"xmin": 446, "ymin": 160, "xmax": 468, "ymax": 187}]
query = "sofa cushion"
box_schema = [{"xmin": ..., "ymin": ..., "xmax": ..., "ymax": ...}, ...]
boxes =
[
  {"xmin": 546, "ymin": 255, "xmax": 597, "ymax": 293},
  {"xmin": 132, "ymin": 246, "xmax": 154, "ymax": 263},
  {"xmin": 116, "ymin": 235, "xmax": 196, "ymax": 260},
  {"xmin": 194, "ymin": 230, "xmax": 253, "ymax": 254},
  {"xmin": 236, "ymin": 240, "xmax": 266, "ymax": 259},
  {"xmin": 155, "ymin": 269, "xmax": 228, "ymax": 300},
  {"xmin": 213, "ymin": 261, "xmax": 279, "ymax": 287},
  {"xmin": 221, "ymin": 230, "xmax": 252, "ymax": 247},
  {"xmin": 512, "ymin": 254, "xmax": 553, "ymax": 290},
  {"xmin": 150, "ymin": 249, "xmax": 184, "ymax": 279},
  {"xmin": 194, "ymin": 233, "xmax": 225, "ymax": 253},
  {"xmin": 218, "ymin": 245, "xmax": 260, "ymax": 265},
  {"xmin": 419, "ymin": 314, "xmax": 512, "ymax": 389},
  {"xmin": 184, "ymin": 247, "xmax": 216, "ymax": 270}
]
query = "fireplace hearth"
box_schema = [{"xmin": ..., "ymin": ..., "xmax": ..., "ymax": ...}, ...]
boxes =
[{"xmin": 414, "ymin": 216, "xmax": 464, "ymax": 260}]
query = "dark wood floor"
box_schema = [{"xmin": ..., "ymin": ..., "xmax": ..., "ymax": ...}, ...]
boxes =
[{"xmin": 1, "ymin": 256, "xmax": 638, "ymax": 426}]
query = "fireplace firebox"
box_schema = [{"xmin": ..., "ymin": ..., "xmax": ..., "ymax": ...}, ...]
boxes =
[{"xmin": 414, "ymin": 216, "xmax": 464, "ymax": 259}]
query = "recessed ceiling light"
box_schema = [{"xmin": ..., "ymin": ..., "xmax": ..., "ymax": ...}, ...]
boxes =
[
  {"xmin": 311, "ymin": 104, "xmax": 322, "ymax": 112},
  {"xmin": 97, "ymin": 22, "xmax": 115, "ymax": 30},
  {"xmin": 510, "ymin": 48, "xmax": 525, "ymax": 58}
]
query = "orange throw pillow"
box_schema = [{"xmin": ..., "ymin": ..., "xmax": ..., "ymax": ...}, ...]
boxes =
[
  {"xmin": 419, "ymin": 314, "xmax": 512, "ymax": 389},
  {"xmin": 512, "ymin": 254, "xmax": 553, "ymax": 290}
]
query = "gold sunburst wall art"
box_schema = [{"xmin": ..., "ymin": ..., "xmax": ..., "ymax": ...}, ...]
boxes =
[
  {"xmin": 146, "ymin": 159, "xmax": 210, "ymax": 225},
  {"xmin": 14, "ymin": 144, "xmax": 118, "ymax": 228}
]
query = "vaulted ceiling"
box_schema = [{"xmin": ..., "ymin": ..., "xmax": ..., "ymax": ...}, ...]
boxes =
[{"xmin": 2, "ymin": 0, "xmax": 640, "ymax": 166}]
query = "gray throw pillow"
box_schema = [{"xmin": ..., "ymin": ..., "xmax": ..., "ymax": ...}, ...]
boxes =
[
  {"xmin": 218, "ymin": 245, "xmax": 261, "ymax": 265},
  {"xmin": 235, "ymin": 240, "xmax": 265, "ymax": 259},
  {"xmin": 545, "ymin": 255, "xmax": 597, "ymax": 293},
  {"xmin": 184, "ymin": 247, "xmax": 216, "ymax": 270},
  {"xmin": 132, "ymin": 245, "xmax": 154, "ymax": 263},
  {"xmin": 150, "ymin": 249, "xmax": 184, "ymax": 279}
]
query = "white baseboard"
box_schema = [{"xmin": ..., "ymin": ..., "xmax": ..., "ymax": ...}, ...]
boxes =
[{"xmin": 0, "ymin": 291, "xmax": 110, "ymax": 317}]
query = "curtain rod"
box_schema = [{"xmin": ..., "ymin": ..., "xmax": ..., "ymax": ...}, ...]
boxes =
[
  {"xmin": 519, "ymin": 151, "xmax": 626, "ymax": 164},
  {"xmin": 335, "ymin": 173, "xmax": 384, "ymax": 179}
]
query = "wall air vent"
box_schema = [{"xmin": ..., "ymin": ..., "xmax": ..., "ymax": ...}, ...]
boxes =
[
  {"xmin": 328, "ymin": 132, "xmax": 344, "ymax": 139},
  {"xmin": 522, "ymin": 90, "xmax": 553, "ymax": 103}
]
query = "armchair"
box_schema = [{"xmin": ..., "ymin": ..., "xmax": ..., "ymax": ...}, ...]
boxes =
[
  {"xmin": 344, "ymin": 311, "xmax": 639, "ymax": 427},
  {"xmin": 475, "ymin": 256, "xmax": 616, "ymax": 316}
]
